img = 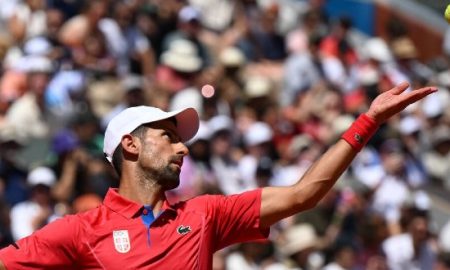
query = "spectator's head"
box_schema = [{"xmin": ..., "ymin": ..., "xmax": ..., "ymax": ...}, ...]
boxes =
[
  {"xmin": 121, "ymin": 75, "xmax": 146, "ymax": 107},
  {"xmin": 27, "ymin": 166, "xmax": 56, "ymax": 205},
  {"xmin": 24, "ymin": 37, "xmax": 53, "ymax": 58},
  {"xmin": 72, "ymin": 193, "xmax": 102, "ymax": 213},
  {"xmin": 391, "ymin": 37, "xmax": 418, "ymax": 62},
  {"xmin": 363, "ymin": 38, "xmax": 393, "ymax": 64},
  {"xmin": 379, "ymin": 138, "xmax": 406, "ymax": 175},
  {"xmin": 22, "ymin": 56, "xmax": 54, "ymax": 97},
  {"xmin": 405, "ymin": 208, "xmax": 430, "ymax": 244},
  {"xmin": 83, "ymin": 0, "xmax": 108, "ymax": 24},
  {"xmin": 429, "ymin": 126, "xmax": 450, "ymax": 156},
  {"xmin": 219, "ymin": 47, "xmax": 246, "ymax": 71},
  {"xmin": 209, "ymin": 115, "xmax": 234, "ymax": 156},
  {"xmin": 280, "ymin": 223, "xmax": 319, "ymax": 268},
  {"xmin": 46, "ymin": 8, "xmax": 65, "ymax": 41},
  {"xmin": 328, "ymin": 242, "xmax": 357, "ymax": 269},
  {"xmin": 113, "ymin": 1, "xmax": 133, "ymax": 29},
  {"xmin": 177, "ymin": 6, "xmax": 202, "ymax": 36},
  {"xmin": 243, "ymin": 121, "xmax": 274, "ymax": 158},
  {"xmin": 161, "ymin": 39, "xmax": 203, "ymax": 74},
  {"xmin": 186, "ymin": 121, "xmax": 212, "ymax": 162},
  {"xmin": 69, "ymin": 110, "xmax": 99, "ymax": 144}
]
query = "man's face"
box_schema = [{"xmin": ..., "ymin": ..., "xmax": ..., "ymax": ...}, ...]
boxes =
[{"xmin": 136, "ymin": 120, "xmax": 188, "ymax": 190}]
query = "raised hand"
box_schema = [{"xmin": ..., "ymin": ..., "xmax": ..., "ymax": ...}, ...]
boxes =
[{"xmin": 365, "ymin": 82, "xmax": 438, "ymax": 124}]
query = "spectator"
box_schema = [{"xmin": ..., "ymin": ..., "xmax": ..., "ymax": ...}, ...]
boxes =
[
  {"xmin": 382, "ymin": 208, "xmax": 437, "ymax": 270},
  {"xmin": 10, "ymin": 166, "xmax": 63, "ymax": 241}
]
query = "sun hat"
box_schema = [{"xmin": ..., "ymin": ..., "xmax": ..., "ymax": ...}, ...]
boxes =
[
  {"xmin": 103, "ymin": 106, "xmax": 199, "ymax": 162},
  {"xmin": 161, "ymin": 39, "xmax": 203, "ymax": 73},
  {"xmin": 280, "ymin": 223, "xmax": 319, "ymax": 256},
  {"xmin": 364, "ymin": 38, "xmax": 393, "ymax": 63}
]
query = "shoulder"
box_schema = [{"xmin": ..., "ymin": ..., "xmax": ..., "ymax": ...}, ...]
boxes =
[{"xmin": 177, "ymin": 189, "xmax": 262, "ymax": 211}]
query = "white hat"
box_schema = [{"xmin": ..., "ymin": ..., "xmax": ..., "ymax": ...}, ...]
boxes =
[
  {"xmin": 27, "ymin": 167, "xmax": 57, "ymax": 187},
  {"xmin": 398, "ymin": 116, "xmax": 422, "ymax": 135},
  {"xmin": 23, "ymin": 37, "xmax": 52, "ymax": 56},
  {"xmin": 187, "ymin": 120, "xmax": 211, "ymax": 144},
  {"xmin": 178, "ymin": 5, "xmax": 202, "ymax": 23},
  {"xmin": 219, "ymin": 47, "xmax": 246, "ymax": 67},
  {"xmin": 422, "ymin": 93, "xmax": 444, "ymax": 118},
  {"xmin": 161, "ymin": 39, "xmax": 202, "ymax": 73},
  {"xmin": 364, "ymin": 38, "xmax": 392, "ymax": 63},
  {"xmin": 280, "ymin": 223, "xmax": 318, "ymax": 256},
  {"xmin": 18, "ymin": 55, "xmax": 54, "ymax": 73},
  {"xmin": 244, "ymin": 122, "xmax": 273, "ymax": 146},
  {"xmin": 169, "ymin": 87, "xmax": 203, "ymax": 116},
  {"xmin": 208, "ymin": 115, "xmax": 234, "ymax": 135},
  {"xmin": 244, "ymin": 76, "xmax": 272, "ymax": 98},
  {"xmin": 103, "ymin": 106, "xmax": 199, "ymax": 162},
  {"xmin": 121, "ymin": 75, "xmax": 144, "ymax": 91}
]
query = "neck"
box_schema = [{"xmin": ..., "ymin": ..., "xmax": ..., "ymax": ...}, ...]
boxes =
[{"xmin": 118, "ymin": 170, "xmax": 166, "ymax": 214}]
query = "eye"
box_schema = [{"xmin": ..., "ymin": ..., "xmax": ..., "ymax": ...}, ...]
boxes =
[
  {"xmin": 162, "ymin": 132, "xmax": 171, "ymax": 139},
  {"xmin": 162, "ymin": 131, "xmax": 181, "ymax": 143}
]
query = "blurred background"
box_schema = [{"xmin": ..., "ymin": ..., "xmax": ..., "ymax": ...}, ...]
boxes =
[{"xmin": 0, "ymin": 0, "xmax": 449, "ymax": 269}]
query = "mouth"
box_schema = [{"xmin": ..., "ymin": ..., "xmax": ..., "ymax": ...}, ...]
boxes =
[{"xmin": 171, "ymin": 159, "xmax": 183, "ymax": 168}]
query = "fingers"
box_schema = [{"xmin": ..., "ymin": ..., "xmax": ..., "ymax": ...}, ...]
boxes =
[
  {"xmin": 390, "ymin": 81, "xmax": 410, "ymax": 95},
  {"xmin": 401, "ymin": 86, "xmax": 438, "ymax": 106}
]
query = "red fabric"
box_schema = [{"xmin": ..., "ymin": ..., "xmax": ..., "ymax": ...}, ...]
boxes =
[
  {"xmin": 0, "ymin": 188, "xmax": 268, "ymax": 270},
  {"xmin": 341, "ymin": 114, "xmax": 378, "ymax": 151}
]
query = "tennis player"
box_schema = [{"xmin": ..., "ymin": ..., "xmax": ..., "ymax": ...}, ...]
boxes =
[{"xmin": 0, "ymin": 82, "xmax": 436, "ymax": 269}]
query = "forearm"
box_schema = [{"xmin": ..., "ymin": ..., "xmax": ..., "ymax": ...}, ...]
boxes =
[
  {"xmin": 261, "ymin": 139, "xmax": 357, "ymax": 227},
  {"xmin": 292, "ymin": 139, "xmax": 357, "ymax": 210},
  {"xmin": 51, "ymin": 162, "xmax": 77, "ymax": 201}
]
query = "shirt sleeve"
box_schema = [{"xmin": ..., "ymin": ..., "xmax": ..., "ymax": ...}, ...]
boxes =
[
  {"xmin": 0, "ymin": 215, "xmax": 81, "ymax": 269},
  {"xmin": 208, "ymin": 188, "xmax": 269, "ymax": 251}
]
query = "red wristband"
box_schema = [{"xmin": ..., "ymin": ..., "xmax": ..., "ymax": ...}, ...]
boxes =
[{"xmin": 341, "ymin": 114, "xmax": 378, "ymax": 151}]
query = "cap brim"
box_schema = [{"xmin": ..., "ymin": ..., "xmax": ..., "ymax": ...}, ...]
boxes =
[{"xmin": 172, "ymin": 107, "xmax": 199, "ymax": 142}]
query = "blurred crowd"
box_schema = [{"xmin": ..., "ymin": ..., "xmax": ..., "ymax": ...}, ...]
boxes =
[{"xmin": 0, "ymin": 0, "xmax": 449, "ymax": 269}]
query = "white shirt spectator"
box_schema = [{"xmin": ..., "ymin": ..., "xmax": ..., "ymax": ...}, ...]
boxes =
[
  {"xmin": 382, "ymin": 233, "xmax": 435, "ymax": 270},
  {"xmin": 10, "ymin": 201, "xmax": 59, "ymax": 241},
  {"xmin": 372, "ymin": 175, "xmax": 410, "ymax": 223}
]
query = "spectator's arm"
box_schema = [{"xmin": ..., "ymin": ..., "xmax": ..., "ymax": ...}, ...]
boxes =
[
  {"xmin": 52, "ymin": 149, "xmax": 87, "ymax": 202},
  {"xmin": 260, "ymin": 82, "xmax": 437, "ymax": 227}
]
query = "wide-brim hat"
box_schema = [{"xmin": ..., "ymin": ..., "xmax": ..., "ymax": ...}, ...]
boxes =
[{"xmin": 161, "ymin": 39, "xmax": 202, "ymax": 73}]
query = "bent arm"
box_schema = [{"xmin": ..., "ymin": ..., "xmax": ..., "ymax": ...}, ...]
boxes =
[{"xmin": 260, "ymin": 82, "xmax": 437, "ymax": 227}]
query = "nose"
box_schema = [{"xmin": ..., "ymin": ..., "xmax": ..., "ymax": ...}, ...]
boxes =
[{"xmin": 175, "ymin": 142, "xmax": 189, "ymax": 156}]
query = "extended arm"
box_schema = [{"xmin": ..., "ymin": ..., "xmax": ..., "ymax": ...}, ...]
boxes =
[{"xmin": 260, "ymin": 82, "xmax": 437, "ymax": 227}]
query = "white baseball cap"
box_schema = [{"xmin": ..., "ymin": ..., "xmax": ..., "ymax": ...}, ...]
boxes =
[
  {"xmin": 103, "ymin": 106, "xmax": 199, "ymax": 163},
  {"xmin": 27, "ymin": 167, "xmax": 57, "ymax": 187}
]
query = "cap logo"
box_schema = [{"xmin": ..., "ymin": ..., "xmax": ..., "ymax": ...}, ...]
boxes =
[
  {"xmin": 113, "ymin": 230, "xmax": 131, "ymax": 253},
  {"xmin": 177, "ymin": 225, "xmax": 191, "ymax": 235}
]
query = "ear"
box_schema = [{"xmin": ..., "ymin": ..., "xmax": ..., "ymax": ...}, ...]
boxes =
[{"xmin": 120, "ymin": 134, "xmax": 140, "ymax": 156}]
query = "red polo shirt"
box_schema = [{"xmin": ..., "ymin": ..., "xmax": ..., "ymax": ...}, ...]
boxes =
[{"xmin": 0, "ymin": 188, "xmax": 269, "ymax": 269}]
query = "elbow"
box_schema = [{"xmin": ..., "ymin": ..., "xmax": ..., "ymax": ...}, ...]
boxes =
[{"xmin": 292, "ymin": 184, "xmax": 327, "ymax": 212}]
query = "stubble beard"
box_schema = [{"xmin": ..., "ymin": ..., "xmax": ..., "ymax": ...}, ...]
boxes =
[{"xmin": 138, "ymin": 158, "xmax": 180, "ymax": 191}]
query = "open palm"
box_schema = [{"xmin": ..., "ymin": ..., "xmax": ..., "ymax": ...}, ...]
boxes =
[{"xmin": 366, "ymin": 82, "xmax": 437, "ymax": 124}]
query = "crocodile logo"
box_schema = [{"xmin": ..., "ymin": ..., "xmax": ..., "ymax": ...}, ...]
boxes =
[{"xmin": 177, "ymin": 225, "xmax": 191, "ymax": 235}]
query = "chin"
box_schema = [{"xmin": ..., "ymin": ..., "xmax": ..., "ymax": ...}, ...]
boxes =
[
  {"xmin": 164, "ymin": 180, "xmax": 180, "ymax": 191},
  {"xmin": 161, "ymin": 175, "xmax": 180, "ymax": 191}
]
